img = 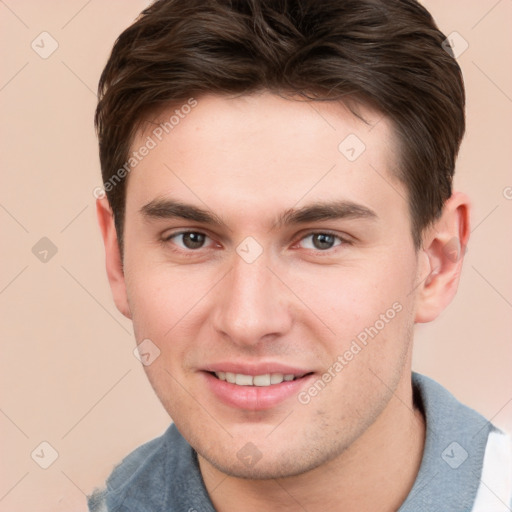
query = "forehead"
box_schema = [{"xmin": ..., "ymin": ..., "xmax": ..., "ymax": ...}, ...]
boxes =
[{"xmin": 126, "ymin": 92, "xmax": 404, "ymax": 224}]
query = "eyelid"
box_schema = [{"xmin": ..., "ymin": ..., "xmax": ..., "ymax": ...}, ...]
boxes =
[
  {"xmin": 161, "ymin": 228, "xmax": 352, "ymax": 252},
  {"xmin": 162, "ymin": 227, "xmax": 211, "ymax": 241},
  {"xmin": 294, "ymin": 229, "xmax": 351, "ymax": 246},
  {"xmin": 161, "ymin": 229, "xmax": 218, "ymax": 250}
]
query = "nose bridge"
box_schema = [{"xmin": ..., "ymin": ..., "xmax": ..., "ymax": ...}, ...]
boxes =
[{"xmin": 213, "ymin": 252, "xmax": 291, "ymax": 345}]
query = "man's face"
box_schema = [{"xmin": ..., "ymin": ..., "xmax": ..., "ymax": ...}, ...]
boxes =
[{"xmin": 119, "ymin": 93, "xmax": 422, "ymax": 478}]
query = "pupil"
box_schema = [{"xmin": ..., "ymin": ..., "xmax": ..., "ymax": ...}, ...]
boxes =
[
  {"xmin": 313, "ymin": 233, "xmax": 334, "ymax": 250},
  {"xmin": 183, "ymin": 232, "xmax": 205, "ymax": 249}
]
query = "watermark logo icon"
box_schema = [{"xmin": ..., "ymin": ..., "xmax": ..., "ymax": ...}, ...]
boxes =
[
  {"xmin": 31, "ymin": 441, "xmax": 59, "ymax": 469},
  {"xmin": 338, "ymin": 134, "xmax": 366, "ymax": 162},
  {"xmin": 237, "ymin": 442, "xmax": 263, "ymax": 468},
  {"xmin": 133, "ymin": 338, "xmax": 161, "ymax": 366},
  {"xmin": 31, "ymin": 32, "xmax": 59, "ymax": 59},
  {"xmin": 236, "ymin": 236, "xmax": 263, "ymax": 264},
  {"xmin": 32, "ymin": 237, "xmax": 58, "ymax": 263},
  {"xmin": 442, "ymin": 237, "xmax": 466, "ymax": 263},
  {"xmin": 441, "ymin": 441, "xmax": 468, "ymax": 469},
  {"xmin": 442, "ymin": 32, "xmax": 469, "ymax": 59}
]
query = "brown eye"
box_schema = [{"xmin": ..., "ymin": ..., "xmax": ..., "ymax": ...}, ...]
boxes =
[
  {"xmin": 167, "ymin": 231, "xmax": 209, "ymax": 250},
  {"xmin": 182, "ymin": 232, "xmax": 206, "ymax": 249}
]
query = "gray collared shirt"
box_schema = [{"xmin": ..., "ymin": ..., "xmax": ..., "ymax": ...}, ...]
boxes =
[{"xmin": 88, "ymin": 373, "xmax": 511, "ymax": 511}]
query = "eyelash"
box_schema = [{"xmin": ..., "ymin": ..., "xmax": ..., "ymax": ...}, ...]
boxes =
[{"xmin": 161, "ymin": 230, "xmax": 350, "ymax": 254}]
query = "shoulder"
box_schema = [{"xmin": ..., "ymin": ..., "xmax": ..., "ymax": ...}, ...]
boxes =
[
  {"xmin": 400, "ymin": 373, "xmax": 512, "ymax": 512},
  {"xmin": 87, "ymin": 423, "xmax": 204, "ymax": 511},
  {"xmin": 105, "ymin": 425, "xmax": 176, "ymax": 492}
]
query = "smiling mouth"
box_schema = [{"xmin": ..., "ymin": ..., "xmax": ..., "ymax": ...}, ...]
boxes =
[{"xmin": 210, "ymin": 371, "xmax": 313, "ymax": 387}]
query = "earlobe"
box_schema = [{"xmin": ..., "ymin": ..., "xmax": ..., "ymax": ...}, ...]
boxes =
[
  {"xmin": 414, "ymin": 192, "xmax": 471, "ymax": 323},
  {"xmin": 96, "ymin": 198, "xmax": 132, "ymax": 319}
]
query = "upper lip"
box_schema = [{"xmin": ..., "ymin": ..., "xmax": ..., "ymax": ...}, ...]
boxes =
[{"xmin": 203, "ymin": 362, "xmax": 313, "ymax": 376}]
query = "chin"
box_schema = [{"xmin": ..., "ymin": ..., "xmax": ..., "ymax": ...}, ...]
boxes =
[
  {"xmin": 197, "ymin": 436, "xmax": 343, "ymax": 481},
  {"xmin": 204, "ymin": 453, "xmax": 320, "ymax": 480}
]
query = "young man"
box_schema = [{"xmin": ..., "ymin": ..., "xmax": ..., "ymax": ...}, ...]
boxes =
[{"xmin": 88, "ymin": 0, "xmax": 511, "ymax": 510}]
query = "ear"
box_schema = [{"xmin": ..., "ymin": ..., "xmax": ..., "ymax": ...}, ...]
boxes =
[
  {"xmin": 415, "ymin": 192, "xmax": 471, "ymax": 323},
  {"xmin": 96, "ymin": 198, "xmax": 132, "ymax": 319}
]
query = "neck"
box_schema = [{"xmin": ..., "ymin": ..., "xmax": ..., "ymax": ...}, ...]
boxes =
[{"xmin": 199, "ymin": 371, "xmax": 425, "ymax": 512}]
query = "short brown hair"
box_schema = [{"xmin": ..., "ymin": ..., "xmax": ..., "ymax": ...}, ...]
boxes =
[{"xmin": 95, "ymin": 0, "xmax": 465, "ymax": 250}]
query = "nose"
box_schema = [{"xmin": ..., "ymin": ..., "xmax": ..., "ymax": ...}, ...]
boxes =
[{"xmin": 212, "ymin": 253, "xmax": 293, "ymax": 348}]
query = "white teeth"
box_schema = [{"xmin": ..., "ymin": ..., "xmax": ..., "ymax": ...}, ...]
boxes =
[
  {"xmin": 270, "ymin": 373, "xmax": 284, "ymax": 384},
  {"xmin": 214, "ymin": 372, "xmax": 300, "ymax": 386},
  {"xmin": 235, "ymin": 374, "xmax": 253, "ymax": 386},
  {"xmin": 253, "ymin": 374, "xmax": 271, "ymax": 386}
]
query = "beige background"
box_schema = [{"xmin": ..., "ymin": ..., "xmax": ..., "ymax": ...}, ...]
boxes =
[{"xmin": 1, "ymin": 1, "xmax": 511, "ymax": 510}]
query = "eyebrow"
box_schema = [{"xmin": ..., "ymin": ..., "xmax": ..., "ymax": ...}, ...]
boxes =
[
  {"xmin": 141, "ymin": 198, "xmax": 227, "ymax": 227},
  {"xmin": 273, "ymin": 200, "xmax": 377, "ymax": 229},
  {"xmin": 140, "ymin": 197, "xmax": 377, "ymax": 229}
]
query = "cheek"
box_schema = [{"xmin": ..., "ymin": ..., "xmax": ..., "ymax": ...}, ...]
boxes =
[
  {"xmin": 125, "ymin": 263, "xmax": 222, "ymax": 393},
  {"xmin": 125, "ymin": 262, "xmax": 211, "ymax": 338},
  {"xmin": 287, "ymin": 252, "xmax": 417, "ymax": 379},
  {"xmin": 288, "ymin": 253, "xmax": 415, "ymax": 329}
]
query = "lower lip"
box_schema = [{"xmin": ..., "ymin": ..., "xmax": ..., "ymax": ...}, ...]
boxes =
[{"xmin": 202, "ymin": 371, "xmax": 315, "ymax": 411}]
